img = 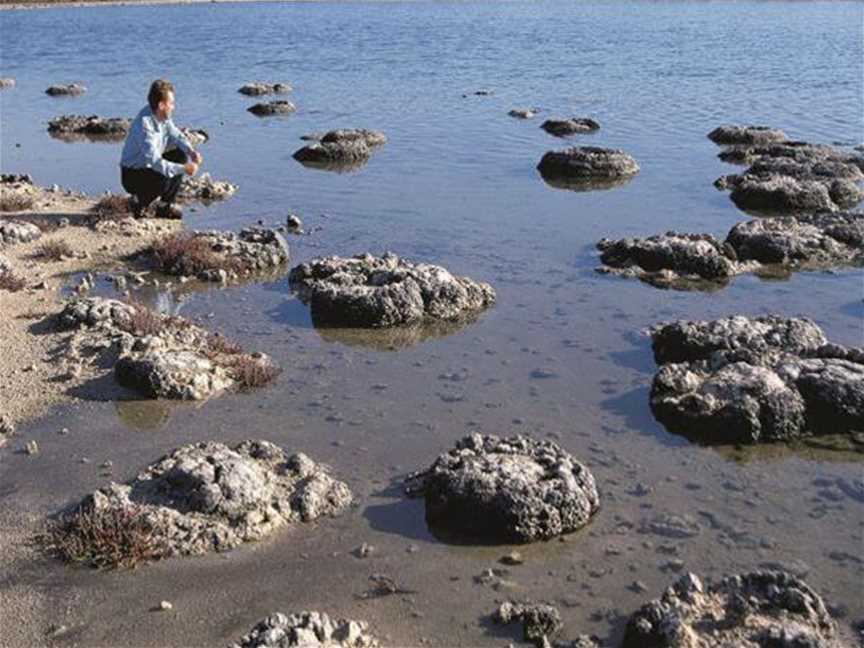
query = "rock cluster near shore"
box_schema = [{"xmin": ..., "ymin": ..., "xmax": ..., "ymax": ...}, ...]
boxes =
[
  {"xmin": 540, "ymin": 117, "xmax": 600, "ymax": 137},
  {"xmin": 56, "ymin": 440, "xmax": 351, "ymax": 562},
  {"xmin": 649, "ymin": 315, "xmax": 864, "ymax": 443},
  {"xmin": 177, "ymin": 172, "xmax": 237, "ymax": 204},
  {"xmin": 248, "ymin": 100, "xmax": 296, "ymax": 116},
  {"xmin": 406, "ymin": 434, "xmax": 599, "ymax": 543},
  {"xmin": 710, "ymin": 127, "xmax": 864, "ymax": 213},
  {"xmin": 47, "ymin": 114, "xmax": 209, "ymax": 146},
  {"xmin": 537, "ymin": 146, "xmax": 639, "ymax": 191},
  {"xmin": 596, "ymin": 210, "xmax": 864, "ymax": 289},
  {"xmin": 293, "ymin": 129, "xmax": 387, "ymax": 172},
  {"xmin": 238, "ymin": 82, "xmax": 292, "ymax": 96},
  {"xmin": 288, "ymin": 252, "xmax": 494, "ymax": 328},
  {"xmin": 45, "ymin": 83, "xmax": 86, "ymax": 96},
  {"xmin": 623, "ymin": 571, "xmax": 843, "ymax": 648},
  {"xmin": 60, "ymin": 295, "xmax": 279, "ymax": 400},
  {"xmin": 231, "ymin": 611, "xmax": 377, "ymax": 648}
]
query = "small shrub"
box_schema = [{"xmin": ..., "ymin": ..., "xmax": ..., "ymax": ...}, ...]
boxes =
[
  {"xmin": 0, "ymin": 270, "xmax": 26, "ymax": 292},
  {"xmin": 35, "ymin": 239, "xmax": 73, "ymax": 261},
  {"xmin": 150, "ymin": 232, "xmax": 247, "ymax": 277},
  {"xmin": 0, "ymin": 193, "xmax": 34, "ymax": 212},
  {"xmin": 226, "ymin": 355, "xmax": 281, "ymax": 391},
  {"xmin": 206, "ymin": 331, "xmax": 243, "ymax": 356},
  {"xmin": 119, "ymin": 298, "xmax": 185, "ymax": 337},
  {"xmin": 41, "ymin": 504, "xmax": 169, "ymax": 569},
  {"xmin": 91, "ymin": 194, "xmax": 132, "ymax": 220}
]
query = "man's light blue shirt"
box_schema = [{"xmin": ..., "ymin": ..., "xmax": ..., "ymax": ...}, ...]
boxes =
[{"xmin": 120, "ymin": 106, "xmax": 192, "ymax": 178}]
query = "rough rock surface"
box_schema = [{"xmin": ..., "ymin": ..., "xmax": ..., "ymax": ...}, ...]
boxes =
[
  {"xmin": 537, "ymin": 146, "xmax": 639, "ymax": 189},
  {"xmin": 231, "ymin": 611, "xmax": 377, "ymax": 648},
  {"xmin": 623, "ymin": 571, "xmax": 844, "ymax": 648},
  {"xmin": 509, "ymin": 108, "xmax": 537, "ymax": 119},
  {"xmin": 45, "ymin": 83, "xmax": 86, "ymax": 96},
  {"xmin": 406, "ymin": 434, "xmax": 599, "ymax": 543},
  {"xmin": 707, "ymin": 125, "xmax": 788, "ymax": 145},
  {"xmin": 540, "ymin": 117, "xmax": 600, "ymax": 137},
  {"xmin": 0, "ymin": 78, "xmax": 15, "ymax": 89},
  {"xmin": 0, "ymin": 219, "xmax": 41, "ymax": 247},
  {"xmin": 238, "ymin": 82, "xmax": 292, "ymax": 96},
  {"xmin": 248, "ymin": 100, "xmax": 296, "ymax": 116},
  {"xmin": 292, "ymin": 130, "xmax": 385, "ymax": 171},
  {"xmin": 73, "ymin": 441, "xmax": 352, "ymax": 558},
  {"xmin": 494, "ymin": 601, "xmax": 562, "ymax": 648},
  {"xmin": 319, "ymin": 129, "xmax": 387, "ymax": 147},
  {"xmin": 649, "ymin": 315, "xmax": 864, "ymax": 443},
  {"xmin": 288, "ymin": 252, "xmax": 495, "ymax": 328},
  {"xmin": 115, "ymin": 349, "xmax": 235, "ymax": 400},
  {"xmin": 177, "ymin": 173, "xmax": 238, "ymax": 204},
  {"xmin": 47, "ymin": 115, "xmax": 207, "ymax": 146}
]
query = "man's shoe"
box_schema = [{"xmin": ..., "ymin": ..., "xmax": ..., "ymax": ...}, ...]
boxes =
[
  {"xmin": 155, "ymin": 203, "xmax": 183, "ymax": 220},
  {"xmin": 128, "ymin": 195, "xmax": 144, "ymax": 219}
]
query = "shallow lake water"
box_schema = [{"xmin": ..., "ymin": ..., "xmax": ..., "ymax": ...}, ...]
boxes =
[{"xmin": 1, "ymin": 1, "xmax": 862, "ymax": 646}]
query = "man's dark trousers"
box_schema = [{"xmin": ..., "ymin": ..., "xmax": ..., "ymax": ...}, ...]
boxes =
[{"xmin": 121, "ymin": 148, "xmax": 187, "ymax": 208}]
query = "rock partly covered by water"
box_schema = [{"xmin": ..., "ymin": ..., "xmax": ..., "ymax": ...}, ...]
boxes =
[
  {"xmin": 596, "ymin": 211, "xmax": 864, "ymax": 289},
  {"xmin": 45, "ymin": 83, "xmax": 86, "ymax": 96},
  {"xmin": 293, "ymin": 129, "xmax": 387, "ymax": 171},
  {"xmin": 0, "ymin": 219, "xmax": 41, "ymax": 247},
  {"xmin": 48, "ymin": 115, "xmax": 131, "ymax": 140},
  {"xmin": 231, "ymin": 611, "xmax": 377, "ymax": 648},
  {"xmin": 238, "ymin": 82, "xmax": 292, "ymax": 96},
  {"xmin": 288, "ymin": 252, "xmax": 495, "ymax": 328},
  {"xmin": 540, "ymin": 118, "xmax": 600, "ymax": 137},
  {"xmin": 406, "ymin": 434, "xmax": 599, "ymax": 543},
  {"xmin": 0, "ymin": 78, "xmax": 16, "ymax": 89},
  {"xmin": 712, "ymin": 134, "xmax": 864, "ymax": 213},
  {"xmin": 248, "ymin": 100, "xmax": 296, "ymax": 116},
  {"xmin": 623, "ymin": 571, "xmax": 843, "ymax": 648},
  {"xmin": 509, "ymin": 108, "xmax": 537, "ymax": 119},
  {"xmin": 72, "ymin": 441, "xmax": 352, "ymax": 559},
  {"xmin": 707, "ymin": 125, "xmax": 788, "ymax": 146},
  {"xmin": 649, "ymin": 315, "xmax": 864, "ymax": 443},
  {"xmin": 494, "ymin": 601, "xmax": 562, "ymax": 648},
  {"xmin": 537, "ymin": 147, "xmax": 639, "ymax": 190},
  {"xmin": 177, "ymin": 173, "xmax": 238, "ymax": 204}
]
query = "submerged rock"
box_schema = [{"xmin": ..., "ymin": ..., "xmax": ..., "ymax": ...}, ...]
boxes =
[
  {"xmin": 66, "ymin": 441, "xmax": 352, "ymax": 560},
  {"xmin": 540, "ymin": 117, "xmax": 600, "ymax": 137},
  {"xmin": 45, "ymin": 83, "xmax": 86, "ymax": 96},
  {"xmin": 494, "ymin": 601, "xmax": 562, "ymax": 648},
  {"xmin": 0, "ymin": 219, "xmax": 41, "ymax": 247},
  {"xmin": 238, "ymin": 82, "xmax": 292, "ymax": 96},
  {"xmin": 177, "ymin": 173, "xmax": 238, "ymax": 204},
  {"xmin": 509, "ymin": 108, "xmax": 537, "ymax": 119},
  {"xmin": 231, "ymin": 611, "xmax": 377, "ymax": 648},
  {"xmin": 649, "ymin": 315, "xmax": 864, "ymax": 443},
  {"xmin": 406, "ymin": 434, "xmax": 599, "ymax": 543},
  {"xmin": 288, "ymin": 252, "xmax": 495, "ymax": 328},
  {"xmin": 623, "ymin": 571, "xmax": 843, "ymax": 648},
  {"xmin": 248, "ymin": 100, "xmax": 296, "ymax": 116},
  {"xmin": 293, "ymin": 130, "xmax": 386, "ymax": 172},
  {"xmin": 537, "ymin": 146, "xmax": 639, "ymax": 190},
  {"xmin": 707, "ymin": 125, "xmax": 788, "ymax": 145}
]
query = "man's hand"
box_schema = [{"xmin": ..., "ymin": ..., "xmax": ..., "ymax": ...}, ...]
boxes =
[
  {"xmin": 190, "ymin": 149, "xmax": 203, "ymax": 165},
  {"xmin": 184, "ymin": 161, "xmax": 199, "ymax": 176}
]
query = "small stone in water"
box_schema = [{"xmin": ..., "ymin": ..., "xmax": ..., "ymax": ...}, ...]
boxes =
[
  {"xmin": 500, "ymin": 551, "xmax": 524, "ymax": 565},
  {"xmin": 159, "ymin": 600, "xmax": 173, "ymax": 611},
  {"xmin": 25, "ymin": 440, "xmax": 39, "ymax": 455}
]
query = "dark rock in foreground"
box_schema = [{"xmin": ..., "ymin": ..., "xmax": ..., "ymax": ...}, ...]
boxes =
[
  {"xmin": 649, "ymin": 315, "xmax": 864, "ymax": 443},
  {"xmin": 238, "ymin": 82, "xmax": 292, "ymax": 96},
  {"xmin": 707, "ymin": 124, "xmax": 787, "ymax": 145},
  {"xmin": 248, "ymin": 100, "xmax": 296, "ymax": 116},
  {"xmin": 494, "ymin": 601, "xmax": 562, "ymax": 648},
  {"xmin": 537, "ymin": 147, "xmax": 639, "ymax": 190},
  {"xmin": 540, "ymin": 117, "xmax": 600, "ymax": 137},
  {"xmin": 623, "ymin": 571, "xmax": 843, "ymax": 648},
  {"xmin": 406, "ymin": 434, "xmax": 599, "ymax": 543},
  {"xmin": 45, "ymin": 83, "xmax": 86, "ymax": 96},
  {"xmin": 231, "ymin": 611, "xmax": 377, "ymax": 648},
  {"xmin": 288, "ymin": 252, "xmax": 495, "ymax": 328},
  {"xmin": 58, "ymin": 441, "xmax": 352, "ymax": 562}
]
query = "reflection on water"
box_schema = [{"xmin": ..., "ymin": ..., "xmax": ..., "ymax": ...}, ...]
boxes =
[
  {"xmin": 47, "ymin": 131, "xmax": 127, "ymax": 144},
  {"xmin": 294, "ymin": 158, "xmax": 370, "ymax": 174},
  {"xmin": 114, "ymin": 398, "xmax": 178, "ymax": 431},
  {"xmin": 537, "ymin": 167, "xmax": 636, "ymax": 193},
  {"xmin": 714, "ymin": 435, "xmax": 864, "ymax": 465},
  {"xmin": 312, "ymin": 312, "xmax": 485, "ymax": 351}
]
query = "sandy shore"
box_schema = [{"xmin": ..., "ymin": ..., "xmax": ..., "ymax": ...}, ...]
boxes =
[{"xmin": 0, "ymin": 180, "xmax": 178, "ymax": 436}]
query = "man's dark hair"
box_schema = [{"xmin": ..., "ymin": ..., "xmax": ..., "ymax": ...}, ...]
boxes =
[{"xmin": 148, "ymin": 79, "xmax": 175, "ymax": 111}]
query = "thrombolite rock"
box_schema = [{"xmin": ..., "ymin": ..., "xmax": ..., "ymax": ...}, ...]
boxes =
[
  {"xmin": 115, "ymin": 349, "xmax": 236, "ymax": 400},
  {"xmin": 0, "ymin": 219, "xmax": 41, "ymax": 247},
  {"xmin": 293, "ymin": 129, "xmax": 386, "ymax": 172},
  {"xmin": 231, "ymin": 611, "xmax": 377, "ymax": 648},
  {"xmin": 405, "ymin": 434, "xmax": 599, "ymax": 543},
  {"xmin": 319, "ymin": 129, "xmax": 387, "ymax": 147},
  {"xmin": 45, "ymin": 83, "xmax": 86, "ymax": 96},
  {"xmin": 649, "ymin": 315, "xmax": 864, "ymax": 443},
  {"xmin": 707, "ymin": 124, "xmax": 788, "ymax": 145},
  {"xmin": 494, "ymin": 601, "xmax": 562, "ymax": 648},
  {"xmin": 238, "ymin": 82, "xmax": 292, "ymax": 96},
  {"xmin": 288, "ymin": 252, "xmax": 495, "ymax": 328},
  {"xmin": 508, "ymin": 108, "xmax": 537, "ymax": 119},
  {"xmin": 248, "ymin": 100, "xmax": 296, "ymax": 116},
  {"xmin": 623, "ymin": 571, "xmax": 845, "ymax": 648},
  {"xmin": 540, "ymin": 117, "xmax": 600, "ymax": 137},
  {"xmin": 177, "ymin": 173, "xmax": 238, "ymax": 204},
  {"xmin": 0, "ymin": 78, "xmax": 15, "ymax": 89},
  {"xmin": 537, "ymin": 146, "xmax": 639, "ymax": 190},
  {"xmin": 596, "ymin": 211, "xmax": 864, "ymax": 290},
  {"xmin": 59, "ymin": 441, "xmax": 352, "ymax": 561},
  {"xmin": 47, "ymin": 114, "xmax": 208, "ymax": 145}
]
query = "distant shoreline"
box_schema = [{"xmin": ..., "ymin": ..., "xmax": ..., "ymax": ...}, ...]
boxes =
[{"xmin": 0, "ymin": 0, "xmax": 299, "ymax": 10}]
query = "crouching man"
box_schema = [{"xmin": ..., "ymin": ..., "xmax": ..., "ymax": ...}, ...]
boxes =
[{"xmin": 120, "ymin": 79, "xmax": 202, "ymax": 219}]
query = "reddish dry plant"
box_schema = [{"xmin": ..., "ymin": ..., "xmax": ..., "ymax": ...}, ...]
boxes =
[
  {"xmin": 205, "ymin": 331, "xmax": 243, "ymax": 356},
  {"xmin": 0, "ymin": 270, "xmax": 26, "ymax": 292},
  {"xmin": 225, "ymin": 354, "xmax": 282, "ymax": 391},
  {"xmin": 119, "ymin": 298, "xmax": 187, "ymax": 337},
  {"xmin": 41, "ymin": 504, "xmax": 169, "ymax": 569},
  {"xmin": 91, "ymin": 194, "xmax": 132, "ymax": 220},
  {"xmin": 35, "ymin": 239, "xmax": 73, "ymax": 261},
  {"xmin": 150, "ymin": 232, "xmax": 247, "ymax": 277},
  {"xmin": 0, "ymin": 193, "xmax": 34, "ymax": 212}
]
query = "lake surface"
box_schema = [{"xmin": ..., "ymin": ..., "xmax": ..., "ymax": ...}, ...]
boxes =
[{"xmin": 1, "ymin": 1, "xmax": 863, "ymax": 646}]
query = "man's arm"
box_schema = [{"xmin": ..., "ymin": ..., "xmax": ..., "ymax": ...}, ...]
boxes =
[{"xmin": 142, "ymin": 118, "xmax": 186, "ymax": 177}]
